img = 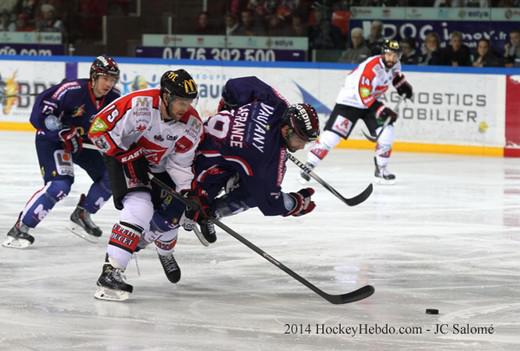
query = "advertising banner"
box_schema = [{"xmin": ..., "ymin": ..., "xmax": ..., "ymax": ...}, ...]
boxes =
[
  {"xmin": 505, "ymin": 75, "xmax": 520, "ymax": 156},
  {"xmin": 0, "ymin": 44, "xmax": 65, "ymax": 56},
  {"xmin": 78, "ymin": 62, "xmax": 505, "ymax": 147},
  {"xmin": 0, "ymin": 31, "xmax": 62, "ymax": 44},
  {"xmin": 0, "ymin": 60, "xmax": 65, "ymax": 123},
  {"xmin": 349, "ymin": 19, "xmax": 517, "ymax": 52},
  {"xmin": 135, "ymin": 46, "xmax": 306, "ymax": 62},
  {"xmin": 142, "ymin": 35, "xmax": 308, "ymax": 50}
]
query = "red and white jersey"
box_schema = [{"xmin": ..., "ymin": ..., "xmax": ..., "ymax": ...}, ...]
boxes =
[
  {"xmin": 336, "ymin": 55, "xmax": 401, "ymax": 109},
  {"xmin": 88, "ymin": 88, "xmax": 203, "ymax": 192}
]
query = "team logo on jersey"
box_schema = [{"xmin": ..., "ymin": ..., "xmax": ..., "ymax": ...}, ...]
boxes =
[
  {"xmin": 184, "ymin": 79, "xmax": 197, "ymax": 94},
  {"xmin": 90, "ymin": 118, "xmax": 108, "ymax": 133},
  {"xmin": 135, "ymin": 97, "xmax": 151, "ymax": 108},
  {"xmin": 72, "ymin": 104, "xmax": 85, "ymax": 118},
  {"xmin": 136, "ymin": 123, "xmax": 147, "ymax": 132}
]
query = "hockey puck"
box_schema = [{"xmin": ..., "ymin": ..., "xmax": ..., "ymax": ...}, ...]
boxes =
[{"xmin": 425, "ymin": 308, "xmax": 439, "ymax": 315}]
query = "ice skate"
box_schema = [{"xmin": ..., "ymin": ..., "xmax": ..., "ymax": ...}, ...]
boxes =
[
  {"xmin": 158, "ymin": 252, "xmax": 181, "ymax": 283},
  {"xmin": 70, "ymin": 194, "xmax": 102, "ymax": 239},
  {"xmin": 193, "ymin": 220, "xmax": 216, "ymax": 246},
  {"xmin": 94, "ymin": 263, "xmax": 133, "ymax": 301},
  {"xmin": 374, "ymin": 158, "xmax": 396, "ymax": 185},
  {"xmin": 2, "ymin": 217, "xmax": 34, "ymax": 249}
]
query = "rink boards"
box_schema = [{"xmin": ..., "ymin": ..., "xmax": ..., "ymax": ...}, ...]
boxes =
[{"xmin": 0, "ymin": 55, "xmax": 519, "ymax": 157}]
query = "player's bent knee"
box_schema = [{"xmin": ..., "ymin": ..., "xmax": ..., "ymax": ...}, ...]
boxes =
[{"xmin": 46, "ymin": 179, "xmax": 73, "ymax": 201}]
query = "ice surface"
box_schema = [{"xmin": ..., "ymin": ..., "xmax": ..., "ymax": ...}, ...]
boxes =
[{"xmin": 1, "ymin": 131, "xmax": 519, "ymax": 351}]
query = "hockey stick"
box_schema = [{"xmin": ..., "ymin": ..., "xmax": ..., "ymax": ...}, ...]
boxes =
[
  {"xmin": 82, "ymin": 144, "xmax": 374, "ymax": 303},
  {"xmin": 288, "ymin": 153, "xmax": 373, "ymax": 207},
  {"xmin": 362, "ymin": 95, "xmax": 404, "ymax": 143},
  {"xmin": 149, "ymin": 174, "xmax": 375, "ymax": 305}
]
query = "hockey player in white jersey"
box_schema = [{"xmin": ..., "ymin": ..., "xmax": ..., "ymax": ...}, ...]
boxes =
[
  {"xmin": 300, "ymin": 39, "xmax": 413, "ymax": 184},
  {"xmin": 88, "ymin": 69, "xmax": 202, "ymax": 301}
]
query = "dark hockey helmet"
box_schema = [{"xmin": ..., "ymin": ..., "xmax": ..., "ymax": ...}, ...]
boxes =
[
  {"xmin": 285, "ymin": 103, "xmax": 320, "ymax": 142},
  {"xmin": 160, "ymin": 69, "xmax": 198, "ymax": 100},
  {"xmin": 381, "ymin": 39, "xmax": 402, "ymax": 57},
  {"xmin": 89, "ymin": 55, "xmax": 120, "ymax": 81}
]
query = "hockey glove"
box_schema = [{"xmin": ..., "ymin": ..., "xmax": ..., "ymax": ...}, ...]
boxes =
[
  {"xmin": 374, "ymin": 104, "xmax": 398, "ymax": 125},
  {"xmin": 392, "ymin": 73, "xmax": 413, "ymax": 99},
  {"xmin": 285, "ymin": 188, "xmax": 316, "ymax": 217},
  {"xmin": 59, "ymin": 128, "xmax": 83, "ymax": 154},
  {"xmin": 182, "ymin": 190, "xmax": 212, "ymax": 223},
  {"xmin": 115, "ymin": 146, "xmax": 150, "ymax": 185}
]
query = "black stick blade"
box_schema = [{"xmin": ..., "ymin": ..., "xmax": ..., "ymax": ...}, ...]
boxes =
[
  {"xmin": 326, "ymin": 285, "xmax": 375, "ymax": 305},
  {"xmin": 344, "ymin": 183, "xmax": 373, "ymax": 206}
]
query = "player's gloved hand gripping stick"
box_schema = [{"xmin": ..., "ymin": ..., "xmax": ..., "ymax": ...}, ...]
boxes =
[
  {"xmin": 363, "ymin": 95, "xmax": 405, "ymax": 143},
  {"xmin": 82, "ymin": 143, "xmax": 375, "ymax": 304}
]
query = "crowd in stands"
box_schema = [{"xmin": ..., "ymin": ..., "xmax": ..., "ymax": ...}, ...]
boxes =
[
  {"xmin": 337, "ymin": 22, "xmax": 520, "ymax": 67},
  {"xmin": 0, "ymin": 1, "xmax": 65, "ymax": 35},
  {"xmin": 204, "ymin": 0, "xmax": 519, "ymax": 67},
  {"xmin": 0, "ymin": 0, "xmax": 131, "ymax": 41},
  {"xmin": 0, "ymin": 0, "xmax": 518, "ymax": 67}
]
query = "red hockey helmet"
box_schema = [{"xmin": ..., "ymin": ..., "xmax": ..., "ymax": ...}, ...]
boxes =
[{"xmin": 90, "ymin": 55, "xmax": 120, "ymax": 81}]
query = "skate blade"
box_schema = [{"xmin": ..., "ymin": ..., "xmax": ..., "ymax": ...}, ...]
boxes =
[
  {"xmin": 94, "ymin": 286, "xmax": 130, "ymax": 301},
  {"xmin": 68, "ymin": 225, "xmax": 100, "ymax": 244},
  {"xmin": 192, "ymin": 226, "xmax": 210, "ymax": 247},
  {"xmin": 2, "ymin": 236, "xmax": 32, "ymax": 249}
]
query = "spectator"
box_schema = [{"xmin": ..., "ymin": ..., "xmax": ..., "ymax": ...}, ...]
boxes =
[
  {"xmin": 0, "ymin": 9, "xmax": 15, "ymax": 31},
  {"xmin": 287, "ymin": 14, "xmax": 307, "ymax": 37},
  {"xmin": 367, "ymin": 20, "xmax": 385, "ymax": 55},
  {"xmin": 234, "ymin": 9, "xmax": 266, "ymax": 36},
  {"xmin": 400, "ymin": 38, "xmax": 419, "ymax": 65},
  {"xmin": 36, "ymin": 4, "xmax": 64, "ymax": 34},
  {"xmin": 266, "ymin": 15, "xmax": 290, "ymax": 36},
  {"xmin": 504, "ymin": 29, "xmax": 520, "ymax": 68},
  {"xmin": 194, "ymin": 11, "xmax": 219, "ymax": 35},
  {"xmin": 14, "ymin": 12, "xmax": 34, "ymax": 31},
  {"xmin": 228, "ymin": 0, "xmax": 245, "ymax": 17},
  {"xmin": 0, "ymin": 0, "xmax": 17, "ymax": 14},
  {"xmin": 439, "ymin": 31, "xmax": 472, "ymax": 67},
  {"xmin": 225, "ymin": 13, "xmax": 240, "ymax": 36},
  {"xmin": 15, "ymin": 0, "xmax": 38, "ymax": 19},
  {"xmin": 338, "ymin": 27, "xmax": 371, "ymax": 64},
  {"xmin": 418, "ymin": 32, "xmax": 442, "ymax": 65},
  {"xmin": 308, "ymin": 7, "xmax": 344, "ymax": 49},
  {"xmin": 473, "ymin": 39, "xmax": 502, "ymax": 67}
]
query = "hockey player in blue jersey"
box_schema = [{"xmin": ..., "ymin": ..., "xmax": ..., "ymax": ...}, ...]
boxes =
[
  {"xmin": 3, "ymin": 55, "xmax": 121, "ymax": 249},
  {"xmin": 185, "ymin": 76, "xmax": 320, "ymax": 245}
]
